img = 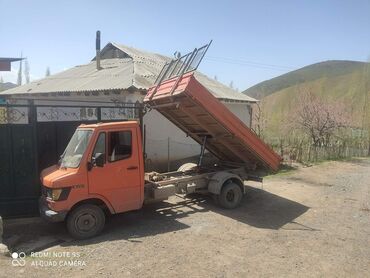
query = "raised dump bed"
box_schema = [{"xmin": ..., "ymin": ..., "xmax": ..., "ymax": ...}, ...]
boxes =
[{"xmin": 144, "ymin": 72, "xmax": 281, "ymax": 171}]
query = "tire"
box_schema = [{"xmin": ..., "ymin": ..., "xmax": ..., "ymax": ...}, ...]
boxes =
[
  {"xmin": 66, "ymin": 204, "xmax": 105, "ymax": 239},
  {"xmin": 218, "ymin": 182, "xmax": 243, "ymax": 209}
]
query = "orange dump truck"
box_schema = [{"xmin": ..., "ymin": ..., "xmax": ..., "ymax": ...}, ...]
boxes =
[{"xmin": 39, "ymin": 45, "xmax": 281, "ymax": 239}]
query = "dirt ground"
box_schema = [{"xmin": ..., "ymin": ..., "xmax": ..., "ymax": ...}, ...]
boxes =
[{"xmin": 1, "ymin": 158, "xmax": 369, "ymax": 278}]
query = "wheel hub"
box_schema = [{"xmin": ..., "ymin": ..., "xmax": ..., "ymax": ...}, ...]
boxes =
[
  {"xmin": 226, "ymin": 190, "xmax": 235, "ymax": 202},
  {"xmin": 76, "ymin": 213, "xmax": 97, "ymax": 232}
]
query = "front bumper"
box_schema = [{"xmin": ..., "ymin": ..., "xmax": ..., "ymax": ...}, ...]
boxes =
[{"xmin": 38, "ymin": 197, "xmax": 67, "ymax": 222}]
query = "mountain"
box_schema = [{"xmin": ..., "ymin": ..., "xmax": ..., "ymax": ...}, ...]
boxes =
[
  {"xmin": 242, "ymin": 60, "xmax": 370, "ymax": 136},
  {"xmin": 243, "ymin": 60, "xmax": 368, "ymax": 100},
  {"xmin": 0, "ymin": 82, "xmax": 17, "ymax": 92}
]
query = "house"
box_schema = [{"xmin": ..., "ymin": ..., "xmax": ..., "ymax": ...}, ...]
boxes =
[{"xmin": 2, "ymin": 42, "xmax": 257, "ymax": 170}]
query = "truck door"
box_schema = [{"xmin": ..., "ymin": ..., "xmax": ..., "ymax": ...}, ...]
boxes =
[{"xmin": 88, "ymin": 128, "xmax": 142, "ymax": 213}]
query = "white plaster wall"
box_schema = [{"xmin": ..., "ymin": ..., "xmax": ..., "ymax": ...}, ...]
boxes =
[
  {"xmin": 223, "ymin": 102, "xmax": 252, "ymax": 127},
  {"xmin": 143, "ymin": 109, "xmax": 199, "ymax": 170},
  {"xmin": 143, "ymin": 101, "xmax": 252, "ymax": 170}
]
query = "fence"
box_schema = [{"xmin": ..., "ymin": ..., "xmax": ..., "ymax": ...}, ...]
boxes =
[{"xmin": 272, "ymin": 138, "xmax": 369, "ymax": 163}]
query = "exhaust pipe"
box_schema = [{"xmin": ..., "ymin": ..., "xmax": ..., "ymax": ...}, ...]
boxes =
[{"xmin": 96, "ymin": 30, "xmax": 101, "ymax": 70}]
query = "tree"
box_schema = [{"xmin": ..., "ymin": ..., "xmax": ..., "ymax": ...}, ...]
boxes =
[
  {"xmin": 292, "ymin": 88, "xmax": 349, "ymax": 147},
  {"xmin": 45, "ymin": 67, "xmax": 51, "ymax": 77},
  {"xmin": 24, "ymin": 59, "xmax": 30, "ymax": 84},
  {"xmin": 360, "ymin": 58, "xmax": 370, "ymax": 155},
  {"xmin": 17, "ymin": 54, "xmax": 23, "ymax": 85},
  {"xmin": 252, "ymin": 102, "xmax": 265, "ymax": 137}
]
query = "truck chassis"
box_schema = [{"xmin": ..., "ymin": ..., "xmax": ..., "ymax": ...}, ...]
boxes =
[{"xmin": 144, "ymin": 162, "xmax": 256, "ymax": 208}]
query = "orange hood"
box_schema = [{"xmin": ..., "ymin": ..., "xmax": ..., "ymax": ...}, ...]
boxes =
[{"xmin": 41, "ymin": 165, "xmax": 79, "ymax": 188}]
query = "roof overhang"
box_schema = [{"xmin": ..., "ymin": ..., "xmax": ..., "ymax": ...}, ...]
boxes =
[{"xmin": 0, "ymin": 57, "xmax": 25, "ymax": 71}]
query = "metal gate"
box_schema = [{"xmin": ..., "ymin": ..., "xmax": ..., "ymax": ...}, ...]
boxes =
[{"xmin": 0, "ymin": 102, "xmax": 142, "ymax": 218}]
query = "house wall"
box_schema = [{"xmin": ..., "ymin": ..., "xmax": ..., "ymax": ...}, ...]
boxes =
[
  {"xmin": 143, "ymin": 109, "xmax": 199, "ymax": 171},
  {"xmin": 223, "ymin": 102, "xmax": 252, "ymax": 127},
  {"xmin": 143, "ymin": 101, "xmax": 253, "ymax": 171}
]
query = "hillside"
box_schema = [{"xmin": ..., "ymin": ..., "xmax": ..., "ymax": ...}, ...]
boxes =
[
  {"xmin": 243, "ymin": 60, "xmax": 369, "ymax": 100},
  {"xmin": 0, "ymin": 82, "xmax": 17, "ymax": 92},
  {"xmin": 243, "ymin": 60, "xmax": 370, "ymax": 136}
]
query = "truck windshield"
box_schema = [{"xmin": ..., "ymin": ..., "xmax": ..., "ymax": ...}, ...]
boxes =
[{"xmin": 60, "ymin": 129, "xmax": 93, "ymax": 168}]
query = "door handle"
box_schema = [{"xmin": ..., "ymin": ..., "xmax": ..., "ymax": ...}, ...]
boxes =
[{"xmin": 127, "ymin": 166, "xmax": 138, "ymax": 170}]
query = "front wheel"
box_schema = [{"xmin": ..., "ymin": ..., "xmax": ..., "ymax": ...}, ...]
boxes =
[
  {"xmin": 66, "ymin": 204, "xmax": 105, "ymax": 239},
  {"xmin": 218, "ymin": 182, "xmax": 243, "ymax": 209}
]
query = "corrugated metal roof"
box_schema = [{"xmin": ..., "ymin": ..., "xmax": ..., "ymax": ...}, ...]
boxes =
[
  {"xmin": 2, "ymin": 58, "xmax": 135, "ymax": 94},
  {"xmin": 1, "ymin": 43, "xmax": 257, "ymax": 103},
  {"xmin": 193, "ymin": 72, "xmax": 256, "ymax": 103}
]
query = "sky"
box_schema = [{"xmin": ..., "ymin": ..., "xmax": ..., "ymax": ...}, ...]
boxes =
[{"xmin": 1, "ymin": 0, "xmax": 369, "ymax": 91}]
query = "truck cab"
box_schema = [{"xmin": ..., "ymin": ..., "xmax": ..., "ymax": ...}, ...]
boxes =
[{"xmin": 39, "ymin": 121, "xmax": 145, "ymax": 239}]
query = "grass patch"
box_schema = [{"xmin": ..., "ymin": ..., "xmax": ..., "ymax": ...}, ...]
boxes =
[
  {"xmin": 306, "ymin": 156, "xmax": 370, "ymax": 166},
  {"xmin": 264, "ymin": 164, "xmax": 298, "ymax": 179}
]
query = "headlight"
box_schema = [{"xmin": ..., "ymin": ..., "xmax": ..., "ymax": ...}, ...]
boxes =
[
  {"xmin": 44, "ymin": 187, "xmax": 70, "ymax": 201},
  {"xmin": 51, "ymin": 189, "xmax": 63, "ymax": 201}
]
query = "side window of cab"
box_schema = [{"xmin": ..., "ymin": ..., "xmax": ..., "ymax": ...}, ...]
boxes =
[
  {"xmin": 108, "ymin": 131, "xmax": 132, "ymax": 162},
  {"xmin": 92, "ymin": 132, "xmax": 106, "ymax": 161}
]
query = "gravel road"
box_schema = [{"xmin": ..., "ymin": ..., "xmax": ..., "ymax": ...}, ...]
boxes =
[{"xmin": 1, "ymin": 158, "xmax": 369, "ymax": 277}]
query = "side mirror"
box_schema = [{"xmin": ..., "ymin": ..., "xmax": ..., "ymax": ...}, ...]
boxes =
[{"xmin": 93, "ymin": 153, "xmax": 105, "ymax": 167}]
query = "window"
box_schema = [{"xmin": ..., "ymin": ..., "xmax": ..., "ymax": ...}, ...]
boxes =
[
  {"xmin": 92, "ymin": 133, "xmax": 106, "ymax": 158},
  {"xmin": 108, "ymin": 131, "xmax": 132, "ymax": 162},
  {"xmin": 61, "ymin": 129, "xmax": 92, "ymax": 168}
]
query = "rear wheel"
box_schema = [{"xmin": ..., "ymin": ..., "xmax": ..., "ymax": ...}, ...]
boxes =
[
  {"xmin": 66, "ymin": 204, "xmax": 105, "ymax": 239},
  {"xmin": 218, "ymin": 182, "xmax": 243, "ymax": 209}
]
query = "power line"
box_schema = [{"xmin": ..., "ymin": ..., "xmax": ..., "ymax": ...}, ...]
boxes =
[{"xmin": 204, "ymin": 56, "xmax": 296, "ymax": 71}]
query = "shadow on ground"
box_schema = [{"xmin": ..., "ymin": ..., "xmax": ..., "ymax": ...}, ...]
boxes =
[
  {"xmin": 219, "ymin": 186, "xmax": 310, "ymax": 229},
  {"xmin": 3, "ymin": 186, "xmax": 309, "ymax": 252}
]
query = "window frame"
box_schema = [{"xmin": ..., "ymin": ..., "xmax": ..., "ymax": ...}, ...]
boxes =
[
  {"xmin": 91, "ymin": 132, "xmax": 106, "ymax": 161},
  {"xmin": 107, "ymin": 130, "xmax": 133, "ymax": 163}
]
